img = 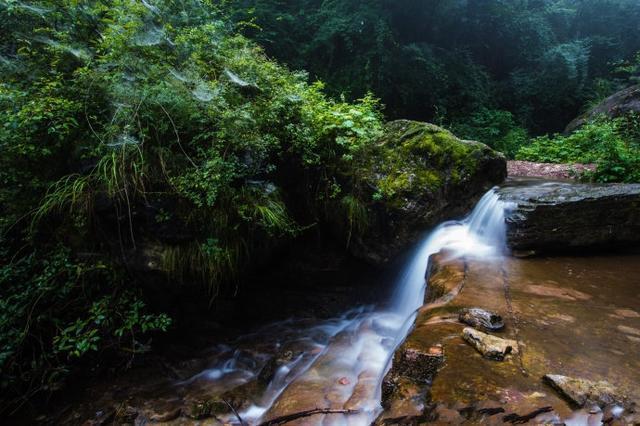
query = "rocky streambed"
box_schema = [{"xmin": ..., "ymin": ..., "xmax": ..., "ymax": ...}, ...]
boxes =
[
  {"xmin": 56, "ymin": 180, "xmax": 640, "ymax": 426},
  {"xmin": 379, "ymin": 250, "xmax": 640, "ymax": 425}
]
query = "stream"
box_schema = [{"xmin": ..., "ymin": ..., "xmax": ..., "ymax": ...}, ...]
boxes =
[
  {"xmin": 63, "ymin": 180, "xmax": 640, "ymax": 425},
  {"xmin": 176, "ymin": 189, "xmax": 512, "ymax": 425}
]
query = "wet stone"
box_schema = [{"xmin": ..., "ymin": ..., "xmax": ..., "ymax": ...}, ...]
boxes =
[
  {"xmin": 184, "ymin": 399, "xmax": 227, "ymax": 420},
  {"xmin": 462, "ymin": 327, "xmax": 517, "ymax": 361},
  {"xmin": 434, "ymin": 404, "xmax": 465, "ymax": 424},
  {"xmin": 148, "ymin": 406, "xmax": 182, "ymax": 422},
  {"xmin": 543, "ymin": 374, "xmax": 632, "ymax": 409},
  {"xmin": 396, "ymin": 347, "xmax": 444, "ymax": 382},
  {"xmin": 115, "ymin": 406, "xmax": 139, "ymax": 423},
  {"xmin": 82, "ymin": 408, "xmax": 115, "ymax": 426},
  {"xmin": 459, "ymin": 307, "xmax": 505, "ymax": 331}
]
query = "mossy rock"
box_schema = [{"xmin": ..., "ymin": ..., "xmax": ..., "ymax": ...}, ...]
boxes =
[
  {"xmin": 369, "ymin": 120, "xmax": 501, "ymax": 203},
  {"xmin": 353, "ymin": 120, "xmax": 506, "ymax": 264}
]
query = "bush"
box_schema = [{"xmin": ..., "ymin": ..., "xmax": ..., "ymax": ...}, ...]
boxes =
[
  {"xmin": 0, "ymin": 0, "xmax": 383, "ymax": 410},
  {"xmin": 451, "ymin": 108, "xmax": 529, "ymax": 158},
  {"xmin": 0, "ymin": 245, "xmax": 170, "ymax": 407},
  {"xmin": 516, "ymin": 115, "xmax": 640, "ymax": 182}
]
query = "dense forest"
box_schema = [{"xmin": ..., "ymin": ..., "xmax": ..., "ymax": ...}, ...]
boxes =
[
  {"xmin": 1, "ymin": 0, "xmax": 640, "ymax": 421},
  {"xmin": 233, "ymin": 0, "xmax": 640, "ymax": 133}
]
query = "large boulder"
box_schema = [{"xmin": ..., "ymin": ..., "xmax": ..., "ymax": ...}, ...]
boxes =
[
  {"xmin": 500, "ymin": 181, "xmax": 640, "ymax": 253},
  {"xmin": 353, "ymin": 120, "xmax": 506, "ymax": 263},
  {"xmin": 565, "ymin": 85, "xmax": 640, "ymax": 133}
]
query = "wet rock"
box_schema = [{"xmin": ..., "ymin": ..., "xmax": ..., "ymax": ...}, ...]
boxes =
[
  {"xmin": 424, "ymin": 252, "xmax": 466, "ymax": 304},
  {"xmin": 115, "ymin": 406, "xmax": 139, "ymax": 423},
  {"xmin": 381, "ymin": 346, "xmax": 445, "ymax": 410},
  {"xmin": 523, "ymin": 284, "xmax": 591, "ymax": 301},
  {"xmin": 543, "ymin": 374, "xmax": 631, "ymax": 409},
  {"xmin": 613, "ymin": 308, "xmax": 640, "ymax": 318},
  {"xmin": 459, "ymin": 308, "xmax": 504, "ymax": 331},
  {"xmin": 352, "ymin": 120, "xmax": 506, "ymax": 264},
  {"xmin": 502, "ymin": 406, "xmax": 553, "ymax": 424},
  {"xmin": 184, "ymin": 399, "xmax": 227, "ymax": 420},
  {"xmin": 565, "ymin": 85, "xmax": 640, "ymax": 133},
  {"xmin": 82, "ymin": 409, "xmax": 115, "ymax": 426},
  {"xmin": 257, "ymin": 356, "xmax": 282, "ymax": 385},
  {"xmin": 462, "ymin": 327, "xmax": 517, "ymax": 361},
  {"xmin": 148, "ymin": 407, "xmax": 182, "ymax": 422},
  {"xmin": 394, "ymin": 347, "xmax": 445, "ymax": 383},
  {"xmin": 617, "ymin": 325, "xmax": 640, "ymax": 337},
  {"xmin": 500, "ymin": 182, "xmax": 640, "ymax": 253},
  {"xmin": 434, "ymin": 404, "xmax": 465, "ymax": 424}
]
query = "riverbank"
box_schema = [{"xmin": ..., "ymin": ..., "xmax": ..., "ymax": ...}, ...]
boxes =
[
  {"xmin": 507, "ymin": 161, "xmax": 595, "ymax": 180},
  {"xmin": 26, "ymin": 181, "xmax": 640, "ymax": 426}
]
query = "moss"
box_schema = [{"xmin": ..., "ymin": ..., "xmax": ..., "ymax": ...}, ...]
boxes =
[{"xmin": 367, "ymin": 120, "xmax": 487, "ymax": 207}]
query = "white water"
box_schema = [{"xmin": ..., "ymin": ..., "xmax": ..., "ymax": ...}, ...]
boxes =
[
  {"xmin": 390, "ymin": 188, "xmax": 510, "ymax": 318},
  {"xmin": 182, "ymin": 188, "xmax": 510, "ymax": 425}
]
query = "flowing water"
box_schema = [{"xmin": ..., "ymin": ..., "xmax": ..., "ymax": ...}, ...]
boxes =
[{"xmin": 178, "ymin": 188, "xmax": 512, "ymax": 425}]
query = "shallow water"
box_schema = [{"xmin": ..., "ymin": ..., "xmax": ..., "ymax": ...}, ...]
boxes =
[
  {"xmin": 66, "ymin": 182, "xmax": 640, "ymax": 425},
  {"xmin": 174, "ymin": 189, "xmax": 511, "ymax": 424}
]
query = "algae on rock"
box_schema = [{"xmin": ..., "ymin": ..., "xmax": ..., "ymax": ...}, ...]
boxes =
[{"xmin": 353, "ymin": 120, "xmax": 506, "ymax": 264}]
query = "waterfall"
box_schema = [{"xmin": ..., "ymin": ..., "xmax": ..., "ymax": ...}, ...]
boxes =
[
  {"xmin": 184, "ymin": 188, "xmax": 511, "ymax": 425},
  {"xmin": 389, "ymin": 188, "xmax": 510, "ymax": 318}
]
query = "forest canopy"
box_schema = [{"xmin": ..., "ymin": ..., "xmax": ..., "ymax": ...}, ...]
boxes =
[{"xmin": 231, "ymin": 0, "xmax": 640, "ymax": 134}]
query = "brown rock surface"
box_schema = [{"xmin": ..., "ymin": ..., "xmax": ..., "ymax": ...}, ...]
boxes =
[
  {"xmin": 377, "ymin": 252, "xmax": 640, "ymax": 424},
  {"xmin": 543, "ymin": 375, "xmax": 630, "ymax": 408},
  {"xmin": 462, "ymin": 327, "xmax": 518, "ymax": 361}
]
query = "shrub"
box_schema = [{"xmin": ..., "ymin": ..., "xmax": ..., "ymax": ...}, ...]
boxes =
[
  {"xmin": 0, "ymin": 0, "xmax": 383, "ymax": 410},
  {"xmin": 516, "ymin": 115, "xmax": 640, "ymax": 182},
  {"xmin": 451, "ymin": 108, "xmax": 529, "ymax": 158}
]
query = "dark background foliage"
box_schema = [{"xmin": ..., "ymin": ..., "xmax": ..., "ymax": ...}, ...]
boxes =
[{"xmin": 231, "ymin": 0, "xmax": 640, "ymax": 134}]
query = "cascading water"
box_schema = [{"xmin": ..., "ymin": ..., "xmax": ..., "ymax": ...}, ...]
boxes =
[
  {"xmin": 389, "ymin": 189, "xmax": 510, "ymax": 318},
  {"xmin": 182, "ymin": 189, "xmax": 510, "ymax": 425}
]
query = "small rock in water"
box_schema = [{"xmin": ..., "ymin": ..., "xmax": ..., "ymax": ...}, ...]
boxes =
[
  {"xmin": 462, "ymin": 327, "xmax": 517, "ymax": 361},
  {"xmin": 543, "ymin": 374, "xmax": 630, "ymax": 408},
  {"xmin": 459, "ymin": 308, "xmax": 505, "ymax": 331},
  {"xmin": 338, "ymin": 377, "xmax": 350, "ymax": 385},
  {"xmin": 149, "ymin": 407, "xmax": 182, "ymax": 422},
  {"xmin": 428, "ymin": 344, "xmax": 444, "ymax": 356}
]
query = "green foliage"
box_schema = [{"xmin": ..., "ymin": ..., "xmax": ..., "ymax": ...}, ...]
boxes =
[
  {"xmin": 0, "ymin": 246, "xmax": 170, "ymax": 402},
  {"xmin": 517, "ymin": 115, "xmax": 640, "ymax": 182},
  {"xmin": 451, "ymin": 109, "xmax": 529, "ymax": 159},
  {"xmin": 229, "ymin": 0, "xmax": 640, "ymax": 133},
  {"xmin": 0, "ymin": 0, "xmax": 384, "ymax": 409},
  {"xmin": 341, "ymin": 195, "xmax": 368, "ymax": 247},
  {"xmin": 613, "ymin": 51, "xmax": 640, "ymax": 84}
]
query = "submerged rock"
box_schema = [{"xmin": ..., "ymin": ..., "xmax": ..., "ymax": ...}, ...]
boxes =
[
  {"xmin": 500, "ymin": 182, "xmax": 640, "ymax": 253},
  {"xmin": 462, "ymin": 327, "xmax": 517, "ymax": 361},
  {"xmin": 459, "ymin": 308, "xmax": 504, "ymax": 331},
  {"xmin": 147, "ymin": 407, "xmax": 182, "ymax": 422},
  {"xmin": 543, "ymin": 374, "xmax": 632, "ymax": 409}
]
